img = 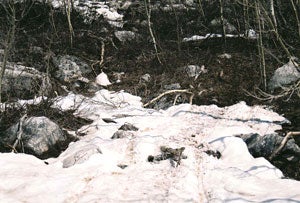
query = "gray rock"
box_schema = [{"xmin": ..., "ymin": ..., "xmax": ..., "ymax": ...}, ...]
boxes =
[
  {"xmin": 0, "ymin": 62, "xmax": 52, "ymax": 99},
  {"xmin": 52, "ymin": 55, "xmax": 91, "ymax": 83},
  {"xmin": 119, "ymin": 123, "xmax": 138, "ymax": 131},
  {"xmin": 111, "ymin": 130, "xmax": 135, "ymax": 139},
  {"xmin": 209, "ymin": 18, "xmax": 237, "ymax": 34},
  {"xmin": 184, "ymin": 65, "xmax": 207, "ymax": 79},
  {"xmin": 114, "ymin": 31, "xmax": 137, "ymax": 42},
  {"xmin": 268, "ymin": 57, "xmax": 300, "ymax": 92},
  {"xmin": 240, "ymin": 133, "xmax": 300, "ymax": 162},
  {"xmin": 164, "ymin": 83, "xmax": 181, "ymax": 90},
  {"xmin": 71, "ymin": 1, "xmax": 123, "ymax": 24},
  {"xmin": 141, "ymin": 74, "xmax": 151, "ymax": 83},
  {"xmin": 2, "ymin": 116, "xmax": 67, "ymax": 158},
  {"xmin": 184, "ymin": 0, "xmax": 194, "ymax": 6}
]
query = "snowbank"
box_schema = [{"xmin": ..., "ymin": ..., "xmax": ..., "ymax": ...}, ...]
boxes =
[{"xmin": 0, "ymin": 90, "xmax": 299, "ymax": 202}]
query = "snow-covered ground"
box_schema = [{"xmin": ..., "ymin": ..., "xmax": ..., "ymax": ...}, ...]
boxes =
[{"xmin": 1, "ymin": 90, "xmax": 300, "ymax": 202}]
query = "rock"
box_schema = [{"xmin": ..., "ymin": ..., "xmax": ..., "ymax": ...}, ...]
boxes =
[
  {"xmin": 113, "ymin": 72, "xmax": 125, "ymax": 83},
  {"xmin": 111, "ymin": 130, "xmax": 135, "ymax": 139},
  {"xmin": 114, "ymin": 31, "xmax": 136, "ymax": 42},
  {"xmin": 118, "ymin": 123, "xmax": 138, "ymax": 131},
  {"xmin": 0, "ymin": 62, "xmax": 52, "ymax": 99},
  {"xmin": 246, "ymin": 29, "xmax": 258, "ymax": 39},
  {"xmin": 95, "ymin": 72, "xmax": 112, "ymax": 86},
  {"xmin": 184, "ymin": 0, "xmax": 195, "ymax": 6},
  {"xmin": 1, "ymin": 116, "xmax": 68, "ymax": 159},
  {"xmin": 52, "ymin": 55, "xmax": 91, "ymax": 83},
  {"xmin": 71, "ymin": 0, "xmax": 123, "ymax": 24},
  {"xmin": 268, "ymin": 57, "xmax": 300, "ymax": 92},
  {"xmin": 29, "ymin": 46, "xmax": 44, "ymax": 55},
  {"xmin": 164, "ymin": 83, "xmax": 181, "ymax": 90},
  {"xmin": 240, "ymin": 133, "xmax": 300, "ymax": 162},
  {"xmin": 209, "ymin": 18, "xmax": 237, "ymax": 34},
  {"xmin": 140, "ymin": 73, "xmax": 151, "ymax": 83},
  {"xmin": 218, "ymin": 53, "xmax": 232, "ymax": 59},
  {"xmin": 184, "ymin": 65, "xmax": 207, "ymax": 79}
]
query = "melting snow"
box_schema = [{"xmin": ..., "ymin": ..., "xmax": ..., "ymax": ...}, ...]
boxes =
[{"xmin": 1, "ymin": 90, "xmax": 300, "ymax": 202}]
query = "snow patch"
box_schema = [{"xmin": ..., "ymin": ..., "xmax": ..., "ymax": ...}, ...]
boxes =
[{"xmin": 0, "ymin": 91, "xmax": 299, "ymax": 202}]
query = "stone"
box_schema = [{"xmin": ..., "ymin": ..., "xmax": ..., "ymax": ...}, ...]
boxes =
[
  {"xmin": 240, "ymin": 133, "xmax": 300, "ymax": 162},
  {"xmin": 2, "ymin": 116, "xmax": 68, "ymax": 159},
  {"xmin": 164, "ymin": 83, "xmax": 181, "ymax": 90},
  {"xmin": 218, "ymin": 53, "xmax": 232, "ymax": 59},
  {"xmin": 209, "ymin": 18, "xmax": 237, "ymax": 34},
  {"xmin": 184, "ymin": 65, "xmax": 207, "ymax": 79},
  {"xmin": 118, "ymin": 123, "xmax": 138, "ymax": 131},
  {"xmin": 111, "ymin": 130, "xmax": 135, "ymax": 139},
  {"xmin": 141, "ymin": 74, "xmax": 151, "ymax": 83},
  {"xmin": 0, "ymin": 62, "xmax": 52, "ymax": 99},
  {"xmin": 114, "ymin": 31, "xmax": 136, "ymax": 42},
  {"xmin": 268, "ymin": 57, "xmax": 300, "ymax": 92},
  {"xmin": 52, "ymin": 55, "xmax": 91, "ymax": 83}
]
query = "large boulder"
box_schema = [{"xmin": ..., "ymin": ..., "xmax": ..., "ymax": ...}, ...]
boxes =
[
  {"xmin": 268, "ymin": 57, "xmax": 300, "ymax": 92},
  {"xmin": 1, "ymin": 116, "xmax": 68, "ymax": 159},
  {"xmin": 52, "ymin": 55, "xmax": 91, "ymax": 83},
  {"xmin": 240, "ymin": 133, "xmax": 300, "ymax": 162},
  {"xmin": 0, "ymin": 62, "xmax": 52, "ymax": 99}
]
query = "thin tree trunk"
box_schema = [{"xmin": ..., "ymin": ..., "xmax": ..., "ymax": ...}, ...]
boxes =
[
  {"xmin": 0, "ymin": 1, "xmax": 16, "ymax": 103},
  {"xmin": 255, "ymin": 1, "xmax": 267, "ymax": 91},
  {"xmin": 290, "ymin": 0, "xmax": 300, "ymax": 39}
]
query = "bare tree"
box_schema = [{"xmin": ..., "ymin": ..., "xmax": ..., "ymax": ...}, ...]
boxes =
[
  {"xmin": 0, "ymin": 0, "xmax": 33, "ymax": 102},
  {"xmin": 0, "ymin": 0, "xmax": 16, "ymax": 103}
]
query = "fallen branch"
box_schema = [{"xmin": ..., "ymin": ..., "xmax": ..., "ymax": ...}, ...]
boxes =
[
  {"xmin": 269, "ymin": 131, "xmax": 300, "ymax": 160},
  {"xmin": 143, "ymin": 89, "xmax": 194, "ymax": 107}
]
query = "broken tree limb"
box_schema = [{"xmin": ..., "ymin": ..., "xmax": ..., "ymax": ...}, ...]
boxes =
[
  {"xmin": 143, "ymin": 89, "xmax": 194, "ymax": 107},
  {"xmin": 269, "ymin": 131, "xmax": 300, "ymax": 160}
]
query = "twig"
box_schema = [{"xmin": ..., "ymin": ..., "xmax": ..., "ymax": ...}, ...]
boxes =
[
  {"xmin": 269, "ymin": 131, "xmax": 300, "ymax": 160},
  {"xmin": 11, "ymin": 114, "xmax": 27, "ymax": 153},
  {"xmin": 144, "ymin": 0, "xmax": 162, "ymax": 64},
  {"xmin": 290, "ymin": 0, "xmax": 300, "ymax": 39},
  {"xmin": 99, "ymin": 41, "xmax": 105, "ymax": 67},
  {"xmin": 243, "ymin": 80, "xmax": 300, "ymax": 101},
  {"xmin": 143, "ymin": 89, "xmax": 194, "ymax": 107}
]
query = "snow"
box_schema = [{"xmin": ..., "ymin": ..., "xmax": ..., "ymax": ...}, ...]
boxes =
[
  {"xmin": 95, "ymin": 72, "xmax": 112, "ymax": 86},
  {"xmin": 1, "ymin": 90, "xmax": 300, "ymax": 202},
  {"xmin": 183, "ymin": 30, "xmax": 258, "ymax": 42},
  {"xmin": 46, "ymin": 0, "xmax": 123, "ymax": 24}
]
